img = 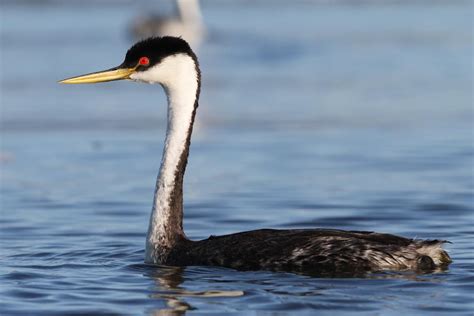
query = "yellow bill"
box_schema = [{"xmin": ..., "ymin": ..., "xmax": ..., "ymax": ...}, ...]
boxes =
[{"xmin": 59, "ymin": 67, "xmax": 136, "ymax": 84}]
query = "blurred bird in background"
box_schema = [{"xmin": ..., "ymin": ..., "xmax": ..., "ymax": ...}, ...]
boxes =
[{"xmin": 129, "ymin": 0, "xmax": 205, "ymax": 49}]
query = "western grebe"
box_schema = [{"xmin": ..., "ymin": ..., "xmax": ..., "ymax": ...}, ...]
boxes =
[{"xmin": 60, "ymin": 36, "xmax": 451, "ymax": 275}]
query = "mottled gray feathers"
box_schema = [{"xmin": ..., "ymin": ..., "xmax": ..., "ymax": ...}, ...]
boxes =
[{"xmin": 162, "ymin": 229, "xmax": 451, "ymax": 276}]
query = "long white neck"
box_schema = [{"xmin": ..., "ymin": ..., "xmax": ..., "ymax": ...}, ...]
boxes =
[{"xmin": 134, "ymin": 54, "xmax": 199, "ymax": 264}]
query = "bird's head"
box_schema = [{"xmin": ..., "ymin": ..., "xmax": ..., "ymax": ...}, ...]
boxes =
[{"xmin": 60, "ymin": 36, "xmax": 199, "ymax": 86}]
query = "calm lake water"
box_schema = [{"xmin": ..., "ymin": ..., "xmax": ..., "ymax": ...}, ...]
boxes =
[{"xmin": 1, "ymin": 1, "xmax": 473, "ymax": 315}]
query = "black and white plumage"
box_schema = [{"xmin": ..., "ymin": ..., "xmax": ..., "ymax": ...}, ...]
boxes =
[
  {"xmin": 164, "ymin": 229, "xmax": 451, "ymax": 275},
  {"xmin": 60, "ymin": 36, "xmax": 451, "ymax": 275}
]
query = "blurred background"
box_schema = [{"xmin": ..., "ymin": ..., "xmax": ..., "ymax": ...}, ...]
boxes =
[{"xmin": 1, "ymin": 0, "xmax": 473, "ymax": 315}]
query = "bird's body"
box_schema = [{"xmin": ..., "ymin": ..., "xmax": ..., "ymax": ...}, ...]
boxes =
[
  {"xmin": 61, "ymin": 36, "xmax": 451, "ymax": 275},
  {"xmin": 155, "ymin": 229, "xmax": 450, "ymax": 274}
]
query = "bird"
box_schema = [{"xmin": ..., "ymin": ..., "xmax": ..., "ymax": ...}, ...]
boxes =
[
  {"xmin": 129, "ymin": 0, "xmax": 205, "ymax": 49},
  {"xmin": 60, "ymin": 36, "xmax": 451, "ymax": 276}
]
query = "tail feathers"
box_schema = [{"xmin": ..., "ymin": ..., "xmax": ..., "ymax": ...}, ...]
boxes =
[{"xmin": 415, "ymin": 240, "xmax": 452, "ymax": 268}]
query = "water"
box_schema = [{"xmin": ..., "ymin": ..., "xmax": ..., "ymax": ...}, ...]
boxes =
[{"xmin": 1, "ymin": 1, "xmax": 473, "ymax": 314}]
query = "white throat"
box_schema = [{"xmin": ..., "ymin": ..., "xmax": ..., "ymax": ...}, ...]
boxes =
[{"xmin": 131, "ymin": 54, "xmax": 199, "ymax": 263}]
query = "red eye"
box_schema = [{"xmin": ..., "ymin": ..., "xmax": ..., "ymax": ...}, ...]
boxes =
[{"xmin": 139, "ymin": 57, "xmax": 150, "ymax": 66}]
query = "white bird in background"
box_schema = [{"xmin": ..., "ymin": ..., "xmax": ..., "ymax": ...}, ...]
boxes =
[{"xmin": 130, "ymin": 0, "xmax": 205, "ymax": 49}]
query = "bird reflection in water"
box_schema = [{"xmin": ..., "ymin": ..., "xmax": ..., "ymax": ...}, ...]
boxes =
[
  {"xmin": 143, "ymin": 266, "xmax": 244, "ymax": 315},
  {"xmin": 140, "ymin": 265, "xmax": 447, "ymax": 315}
]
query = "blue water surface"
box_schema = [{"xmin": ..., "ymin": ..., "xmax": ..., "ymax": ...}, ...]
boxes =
[{"xmin": 1, "ymin": 1, "xmax": 473, "ymax": 315}]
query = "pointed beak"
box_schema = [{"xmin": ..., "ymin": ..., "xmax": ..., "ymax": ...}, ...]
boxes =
[{"xmin": 59, "ymin": 66, "xmax": 136, "ymax": 84}]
